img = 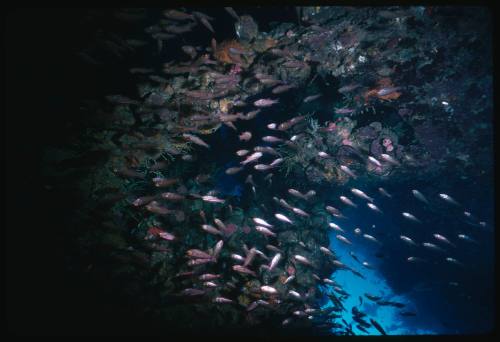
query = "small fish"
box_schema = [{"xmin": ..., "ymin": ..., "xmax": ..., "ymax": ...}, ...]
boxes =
[
  {"xmin": 270, "ymin": 158, "xmax": 284, "ymax": 167},
  {"xmin": 336, "ymin": 234, "xmax": 352, "ymax": 245},
  {"xmin": 224, "ymin": 7, "xmax": 240, "ymax": 20},
  {"xmin": 446, "ymin": 257, "xmax": 465, "ymax": 267},
  {"xmin": 402, "ymin": 212, "xmax": 422, "ymax": 224},
  {"xmin": 400, "ymin": 235, "xmax": 418, "ymax": 246},
  {"xmin": 457, "ymin": 234, "xmax": 479, "ymax": 244},
  {"xmin": 199, "ymin": 273, "xmax": 221, "ymax": 281},
  {"xmin": 294, "ymin": 255, "xmax": 313, "ymax": 266},
  {"xmin": 377, "ymin": 87, "xmax": 401, "ymax": 97},
  {"xmin": 254, "ymin": 98, "xmax": 279, "ymax": 107},
  {"xmin": 243, "ymin": 248, "xmax": 257, "ymax": 267},
  {"xmin": 267, "ymin": 123, "xmax": 277, "ymax": 129},
  {"xmin": 253, "ymin": 217, "xmax": 273, "ymax": 228},
  {"xmin": 412, "ymin": 190, "xmax": 429, "ymax": 205},
  {"xmin": 268, "ymin": 253, "xmax": 282, "ymax": 271},
  {"xmin": 266, "ymin": 245, "xmax": 282, "ymax": 253},
  {"xmin": 318, "ymin": 151, "xmax": 330, "ymax": 158},
  {"xmin": 246, "ymin": 301, "xmax": 259, "ymax": 312},
  {"xmin": 362, "ymin": 261, "xmax": 374, "ymax": 269},
  {"xmin": 160, "ymin": 192, "xmax": 185, "ymax": 201},
  {"xmin": 351, "ymin": 188, "xmax": 374, "ymax": 202},
  {"xmin": 213, "ymin": 240, "xmax": 224, "ymax": 259},
  {"xmin": 241, "ymin": 152, "xmax": 263, "ymax": 165},
  {"xmin": 288, "ymin": 290, "xmax": 302, "ymax": 300},
  {"xmin": 187, "ymin": 258, "xmax": 215, "ymax": 266},
  {"xmin": 182, "ymin": 133, "xmax": 210, "ymax": 148},
  {"xmin": 340, "ymin": 165, "xmax": 357, "ymax": 178},
  {"xmin": 152, "ymin": 177, "xmax": 179, "ymax": 188},
  {"xmin": 201, "ymin": 195, "xmax": 225, "ymax": 204},
  {"xmin": 364, "ymin": 293, "xmax": 382, "ymax": 302},
  {"xmin": 261, "ymin": 285, "xmax": 278, "ymax": 295},
  {"xmin": 338, "ymin": 84, "xmax": 360, "ymax": 93},
  {"xmin": 180, "ymin": 288, "xmax": 205, "ymax": 296},
  {"xmin": 231, "ymin": 253, "xmax": 245, "ymax": 262},
  {"xmin": 329, "ymin": 222, "xmax": 345, "ymax": 233},
  {"xmin": 353, "ymin": 228, "xmax": 362, "ymax": 235},
  {"xmin": 275, "ymin": 213, "xmax": 294, "ymax": 224},
  {"xmin": 370, "ymin": 319, "xmax": 387, "ymax": 335},
  {"xmin": 340, "ymin": 196, "xmax": 357, "ymax": 208},
  {"xmin": 349, "ymin": 251, "xmax": 361, "ymax": 263},
  {"xmin": 380, "ymin": 153, "xmax": 400, "ymax": 166},
  {"xmin": 367, "ymin": 203, "xmax": 383, "ymax": 214},
  {"xmin": 292, "ymin": 207, "xmax": 310, "ymax": 217},
  {"xmin": 335, "ymin": 108, "xmax": 355, "ymax": 114},
  {"xmin": 236, "ymin": 149, "xmax": 250, "ymax": 157},
  {"xmin": 407, "ymin": 256, "xmax": 427, "ymax": 263},
  {"xmin": 213, "ymin": 297, "xmax": 233, "ymax": 304},
  {"xmin": 163, "ymin": 9, "xmax": 194, "ymax": 21},
  {"xmin": 433, "ymin": 233, "xmax": 456, "ymax": 247},
  {"xmin": 225, "ymin": 166, "xmax": 244, "ymax": 175},
  {"xmin": 320, "ymin": 246, "xmax": 334, "ymax": 257},
  {"xmin": 363, "ymin": 234, "xmax": 380, "ymax": 244},
  {"xmin": 239, "ymin": 131, "xmax": 252, "ymax": 141},
  {"xmin": 283, "ymin": 275, "xmax": 295, "ymax": 284},
  {"xmin": 201, "ymin": 224, "xmax": 223, "ymax": 235},
  {"xmin": 378, "ymin": 187, "xmax": 392, "ymax": 198},
  {"xmin": 255, "ymin": 225, "xmax": 276, "ymax": 237},
  {"xmin": 439, "ymin": 193, "xmax": 461, "ymax": 206},
  {"xmin": 303, "ymin": 94, "xmax": 322, "ymax": 103},
  {"xmin": 254, "ymin": 164, "xmax": 274, "ymax": 171},
  {"xmin": 422, "ymin": 242, "xmax": 446, "ymax": 253},
  {"xmin": 367, "ymin": 156, "xmax": 382, "ymax": 167},
  {"xmin": 186, "ymin": 249, "xmax": 213, "ymax": 259},
  {"xmin": 262, "ymin": 136, "xmax": 284, "ymax": 143},
  {"xmin": 326, "ymin": 206, "xmax": 346, "ymax": 218},
  {"xmin": 272, "ymin": 84, "xmax": 296, "ymax": 94},
  {"xmin": 232, "ymin": 265, "xmax": 256, "ymax": 276}
]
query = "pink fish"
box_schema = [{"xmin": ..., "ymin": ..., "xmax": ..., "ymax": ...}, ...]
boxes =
[
  {"xmin": 254, "ymin": 98, "xmax": 279, "ymax": 107},
  {"xmin": 232, "ymin": 265, "xmax": 256, "ymax": 276}
]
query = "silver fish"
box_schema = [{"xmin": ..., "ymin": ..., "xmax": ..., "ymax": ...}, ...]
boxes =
[
  {"xmin": 325, "ymin": 206, "xmax": 346, "ymax": 218},
  {"xmin": 254, "ymin": 164, "xmax": 274, "ymax": 171},
  {"xmin": 367, "ymin": 203, "xmax": 383, "ymax": 214},
  {"xmin": 400, "ymin": 235, "xmax": 418, "ymax": 246},
  {"xmin": 446, "ymin": 257, "xmax": 465, "ymax": 267},
  {"xmin": 340, "ymin": 196, "xmax": 357, "ymax": 208},
  {"xmin": 329, "ymin": 222, "xmax": 345, "ymax": 233},
  {"xmin": 363, "ymin": 234, "xmax": 380, "ymax": 244},
  {"xmin": 213, "ymin": 297, "xmax": 233, "ymax": 304},
  {"xmin": 354, "ymin": 228, "xmax": 362, "ymax": 235},
  {"xmin": 439, "ymin": 193, "xmax": 461, "ymax": 206},
  {"xmin": 288, "ymin": 290, "xmax": 302, "ymax": 300},
  {"xmin": 275, "ymin": 213, "xmax": 294, "ymax": 224},
  {"xmin": 292, "ymin": 207, "xmax": 310, "ymax": 217},
  {"xmin": 284, "ymin": 275, "xmax": 295, "ymax": 284},
  {"xmin": 241, "ymin": 152, "xmax": 263, "ymax": 165},
  {"xmin": 213, "ymin": 240, "xmax": 224, "ymax": 259},
  {"xmin": 318, "ymin": 151, "xmax": 330, "ymax": 158},
  {"xmin": 201, "ymin": 195, "xmax": 225, "ymax": 204},
  {"xmin": 182, "ymin": 133, "xmax": 210, "ymax": 148},
  {"xmin": 261, "ymin": 285, "xmax": 278, "ymax": 295},
  {"xmin": 288, "ymin": 188, "xmax": 307, "ymax": 200},
  {"xmin": 320, "ymin": 246, "xmax": 334, "ymax": 257},
  {"xmin": 351, "ymin": 188, "xmax": 374, "ymax": 202},
  {"xmin": 268, "ymin": 253, "xmax": 282, "ymax": 271},
  {"xmin": 201, "ymin": 224, "xmax": 223, "ymax": 235},
  {"xmin": 433, "ymin": 233, "xmax": 456, "ymax": 248},
  {"xmin": 457, "ymin": 234, "xmax": 479, "ymax": 244},
  {"xmin": 294, "ymin": 255, "xmax": 313, "ymax": 266},
  {"xmin": 402, "ymin": 212, "xmax": 422, "ymax": 223},
  {"xmin": 380, "ymin": 153, "xmax": 400, "ymax": 166},
  {"xmin": 239, "ymin": 131, "xmax": 252, "ymax": 141},
  {"xmin": 340, "ymin": 165, "xmax": 357, "ymax": 178},
  {"xmin": 412, "ymin": 190, "xmax": 429, "ymax": 205},
  {"xmin": 367, "ymin": 156, "xmax": 382, "ymax": 167},
  {"xmin": 225, "ymin": 166, "xmax": 244, "ymax": 175},
  {"xmin": 232, "ymin": 265, "xmax": 256, "ymax": 276},
  {"xmin": 254, "ymin": 98, "xmax": 279, "ymax": 107},
  {"xmin": 231, "ymin": 253, "xmax": 245, "ymax": 262},
  {"xmin": 407, "ymin": 256, "xmax": 426, "ymax": 263},
  {"xmin": 422, "ymin": 242, "xmax": 446, "ymax": 253},
  {"xmin": 378, "ymin": 187, "xmax": 392, "ymax": 198},
  {"xmin": 336, "ymin": 234, "xmax": 352, "ymax": 245},
  {"xmin": 270, "ymin": 158, "xmax": 284, "ymax": 167},
  {"xmin": 262, "ymin": 136, "xmax": 284, "ymax": 143},
  {"xmin": 377, "ymin": 86, "xmax": 401, "ymax": 96},
  {"xmin": 255, "ymin": 225, "xmax": 276, "ymax": 237},
  {"xmin": 253, "ymin": 217, "xmax": 273, "ymax": 228},
  {"xmin": 303, "ymin": 94, "xmax": 322, "ymax": 103},
  {"xmin": 267, "ymin": 123, "xmax": 277, "ymax": 129}
]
